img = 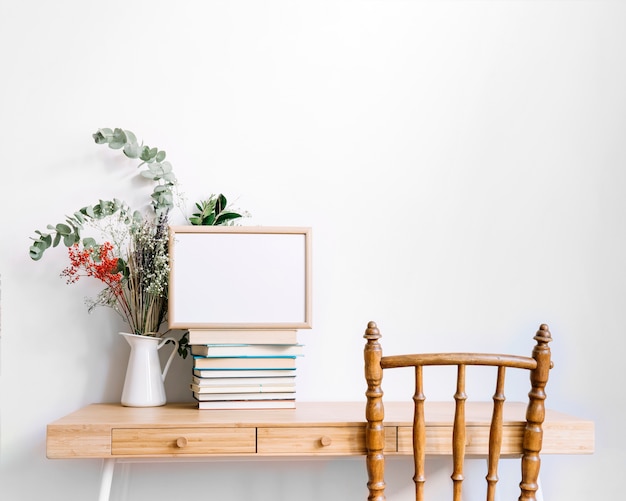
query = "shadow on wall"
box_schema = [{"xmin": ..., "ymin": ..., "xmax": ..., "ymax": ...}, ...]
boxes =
[{"xmin": 100, "ymin": 456, "xmax": 525, "ymax": 501}]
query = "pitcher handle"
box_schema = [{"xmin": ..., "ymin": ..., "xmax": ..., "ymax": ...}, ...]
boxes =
[{"xmin": 157, "ymin": 336, "xmax": 179, "ymax": 382}]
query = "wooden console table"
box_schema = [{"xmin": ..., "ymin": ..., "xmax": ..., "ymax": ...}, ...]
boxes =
[{"xmin": 46, "ymin": 401, "xmax": 594, "ymax": 500}]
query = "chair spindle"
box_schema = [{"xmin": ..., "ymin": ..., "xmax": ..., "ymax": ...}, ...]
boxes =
[
  {"xmin": 486, "ymin": 366, "xmax": 506, "ymax": 501},
  {"xmin": 452, "ymin": 365, "xmax": 467, "ymax": 501},
  {"xmin": 413, "ymin": 365, "xmax": 426, "ymax": 501}
]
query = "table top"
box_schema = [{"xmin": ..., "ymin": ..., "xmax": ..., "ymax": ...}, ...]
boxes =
[{"xmin": 46, "ymin": 400, "xmax": 586, "ymax": 426}]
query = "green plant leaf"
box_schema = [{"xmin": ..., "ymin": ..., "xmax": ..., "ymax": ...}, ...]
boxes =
[
  {"xmin": 55, "ymin": 223, "xmax": 72, "ymax": 235},
  {"xmin": 140, "ymin": 170, "xmax": 158, "ymax": 181},
  {"xmin": 82, "ymin": 237, "xmax": 97, "ymax": 248},
  {"xmin": 115, "ymin": 257, "xmax": 129, "ymax": 278},
  {"xmin": 138, "ymin": 146, "xmax": 158, "ymax": 163},
  {"xmin": 92, "ymin": 129, "xmax": 109, "ymax": 144},
  {"xmin": 63, "ymin": 233, "xmax": 75, "ymax": 247},
  {"xmin": 82, "ymin": 206, "xmax": 95, "ymax": 218},
  {"xmin": 124, "ymin": 130, "xmax": 137, "ymax": 144},
  {"xmin": 215, "ymin": 212, "xmax": 242, "ymax": 225},
  {"xmin": 216, "ymin": 194, "xmax": 227, "ymax": 212},
  {"xmin": 29, "ymin": 243, "xmax": 45, "ymax": 260},
  {"xmin": 123, "ymin": 141, "xmax": 140, "ymax": 159},
  {"xmin": 139, "ymin": 145, "xmax": 151, "ymax": 161},
  {"xmin": 73, "ymin": 211, "xmax": 85, "ymax": 224},
  {"xmin": 162, "ymin": 172, "xmax": 177, "ymax": 184},
  {"xmin": 109, "ymin": 128, "xmax": 127, "ymax": 149}
]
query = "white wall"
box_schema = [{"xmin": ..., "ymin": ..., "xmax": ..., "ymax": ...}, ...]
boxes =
[{"xmin": 1, "ymin": 1, "xmax": 623, "ymax": 499}]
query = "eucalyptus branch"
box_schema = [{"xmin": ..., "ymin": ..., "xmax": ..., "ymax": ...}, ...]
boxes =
[
  {"xmin": 92, "ymin": 128, "xmax": 177, "ymax": 217},
  {"xmin": 29, "ymin": 198, "xmax": 137, "ymax": 261}
]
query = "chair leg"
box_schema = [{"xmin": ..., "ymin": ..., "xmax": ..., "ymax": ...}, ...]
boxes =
[
  {"xmin": 484, "ymin": 459, "xmax": 501, "ymax": 501},
  {"xmin": 483, "ymin": 459, "xmax": 548, "ymax": 501},
  {"xmin": 536, "ymin": 475, "xmax": 544, "ymax": 501},
  {"xmin": 98, "ymin": 458, "xmax": 116, "ymax": 501}
]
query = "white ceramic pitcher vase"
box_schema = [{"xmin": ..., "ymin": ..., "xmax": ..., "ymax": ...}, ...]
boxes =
[{"xmin": 119, "ymin": 332, "xmax": 179, "ymax": 407}]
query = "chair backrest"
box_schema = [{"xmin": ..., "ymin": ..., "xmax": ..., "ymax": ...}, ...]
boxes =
[{"xmin": 363, "ymin": 321, "xmax": 552, "ymax": 501}]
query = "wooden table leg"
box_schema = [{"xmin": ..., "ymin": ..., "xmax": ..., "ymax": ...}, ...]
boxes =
[{"xmin": 98, "ymin": 458, "xmax": 116, "ymax": 501}]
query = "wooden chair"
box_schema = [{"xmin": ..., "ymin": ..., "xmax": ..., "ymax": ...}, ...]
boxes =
[{"xmin": 363, "ymin": 321, "xmax": 553, "ymax": 501}]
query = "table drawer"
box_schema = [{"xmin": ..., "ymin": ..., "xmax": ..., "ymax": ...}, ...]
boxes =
[
  {"xmin": 112, "ymin": 427, "xmax": 256, "ymax": 456},
  {"xmin": 257, "ymin": 426, "xmax": 364, "ymax": 455},
  {"xmin": 257, "ymin": 426, "xmax": 398, "ymax": 455}
]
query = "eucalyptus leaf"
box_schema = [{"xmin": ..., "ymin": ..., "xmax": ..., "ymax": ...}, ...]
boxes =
[
  {"xmin": 123, "ymin": 141, "xmax": 140, "ymax": 159},
  {"xmin": 55, "ymin": 223, "xmax": 71, "ymax": 235},
  {"xmin": 124, "ymin": 130, "xmax": 137, "ymax": 144},
  {"xmin": 63, "ymin": 234, "xmax": 75, "ymax": 247},
  {"xmin": 109, "ymin": 128, "xmax": 127, "ymax": 149},
  {"xmin": 83, "ymin": 237, "xmax": 97, "ymax": 248},
  {"xmin": 29, "ymin": 244, "xmax": 44, "ymax": 260},
  {"xmin": 92, "ymin": 128, "xmax": 115, "ymax": 144},
  {"xmin": 140, "ymin": 170, "xmax": 159, "ymax": 181},
  {"xmin": 162, "ymin": 172, "xmax": 177, "ymax": 183}
]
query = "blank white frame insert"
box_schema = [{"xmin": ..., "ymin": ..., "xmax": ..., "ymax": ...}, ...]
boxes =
[{"xmin": 168, "ymin": 226, "xmax": 312, "ymax": 330}]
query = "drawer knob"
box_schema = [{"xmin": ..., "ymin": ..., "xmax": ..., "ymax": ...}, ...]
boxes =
[
  {"xmin": 320, "ymin": 436, "xmax": 332, "ymax": 447},
  {"xmin": 176, "ymin": 437, "xmax": 188, "ymax": 448}
]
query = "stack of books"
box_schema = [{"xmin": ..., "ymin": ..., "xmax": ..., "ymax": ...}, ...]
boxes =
[{"xmin": 188, "ymin": 329, "xmax": 303, "ymax": 410}]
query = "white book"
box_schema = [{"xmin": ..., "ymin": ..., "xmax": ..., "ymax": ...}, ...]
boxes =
[
  {"xmin": 190, "ymin": 344, "xmax": 304, "ymax": 357},
  {"xmin": 193, "ymin": 391, "xmax": 296, "ymax": 401},
  {"xmin": 188, "ymin": 329, "xmax": 298, "ymax": 345},
  {"xmin": 192, "ymin": 375, "xmax": 296, "ymax": 386},
  {"xmin": 193, "ymin": 369, "xmax": 296, "ymax": 378},
  {"xmin": 190, "ymin": 383, "xmax": 296, "ymax": 394},
  {"xmin": 197, "ymin": 399, "xmax": 296, "ymax": 410},
  {"xmin": 193, "ymin": 356, "xmax": 296, "ymax": 370}
]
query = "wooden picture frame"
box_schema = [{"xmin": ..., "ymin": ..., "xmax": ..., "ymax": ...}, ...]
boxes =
[{"xmin": 168, "ymin": 226, "xmax": 312, "ymax": 330}]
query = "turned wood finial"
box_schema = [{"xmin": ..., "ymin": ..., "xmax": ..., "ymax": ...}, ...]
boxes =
[
  {"xmin": 364, "ymin": 320, "xmax": 384, "ymax": 396},
  {"xmin": 534, "ymin": 324, "xmax": 552, "ymax": 345},
  {"xmin": 364, "ymin": 320, "xmax": 381, "ymax": 341}
]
